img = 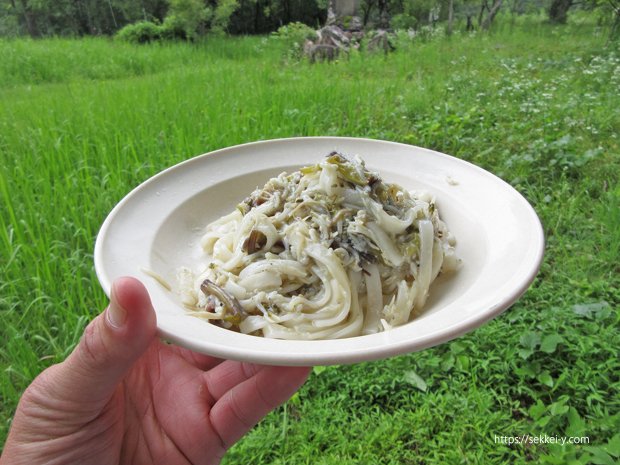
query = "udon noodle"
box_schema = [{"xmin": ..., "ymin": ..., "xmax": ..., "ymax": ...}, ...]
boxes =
[{"xmin": 178, "ymin": 153, "xmax": 459, "ymax": 339}]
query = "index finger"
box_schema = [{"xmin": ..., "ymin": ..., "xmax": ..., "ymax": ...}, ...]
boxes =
[{"xmin": 209, "ymin": 366, "xmax": 311, "ymax": 449}]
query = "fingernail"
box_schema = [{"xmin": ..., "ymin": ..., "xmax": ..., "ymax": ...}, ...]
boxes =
[{"xmin": 107, "ymin": 285, "xmax": 127, "ymax": 328}]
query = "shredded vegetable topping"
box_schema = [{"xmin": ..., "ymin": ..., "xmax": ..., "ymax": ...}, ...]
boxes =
[{"xmin": 178, "ymin": 152, "xmax": 459, "ymax": 339}]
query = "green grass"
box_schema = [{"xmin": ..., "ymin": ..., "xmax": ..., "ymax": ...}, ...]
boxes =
[{"xmin": 1, "ymin": 20, "xmax": 619, "ymax": 464}]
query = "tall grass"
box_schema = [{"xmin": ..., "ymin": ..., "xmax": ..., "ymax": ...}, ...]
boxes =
[
  {"xmin": 1, "ymin": 20, "xmax": 619, "ymax": 463},
  {"xmin": 0, "ymin": 35, "xmax": 280, "ymax": 87}
]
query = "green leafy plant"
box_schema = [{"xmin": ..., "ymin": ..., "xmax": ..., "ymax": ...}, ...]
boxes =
[
  {"xmin": 115, "ymin": 21, "xmax": 162, "ymax": 44},
  {"xmin": 271, "ymin": 21, "xmax": 317, "ymax": 60},
  {"xmin": 391, "ymin": 13, "xmax": 418, "ymax": 30},
  {"xmin": 211, "ymin": 0, "xmax": 240, "ymax": 34},
  {"xmin": 164, "ymin": 0, "xmax": 210, "ymax": 40}
]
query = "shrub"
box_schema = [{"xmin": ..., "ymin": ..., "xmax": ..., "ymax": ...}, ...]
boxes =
[
  {"xmin": 271, "ymin": 21, "xmax": 317, "ymax": 60},
  {"xmin": 211, "ymin": 0, "xmax": 239, "ymax": 34},
  {"xmin": 165, "ymin": 0, "xmax": 210, "ymax": 40},
  {"xmin": 0, "ymin": 13, "xmax": 19, "ymax": 37},
  {"xmin": 160, "ymin": 15, "xmax": 190, "ymax": 41},
  {"xmin": 116, "ymin": 21, "xmax": 162, "ymax": 44},
  {"xmin": 391, "ymin": 13, "xmax": 418, "ymax": 31}
]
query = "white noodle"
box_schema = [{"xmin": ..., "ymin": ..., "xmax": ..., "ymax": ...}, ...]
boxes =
[
  {"xmin": 178, "ymin": 153, "xmax": 459, "ymax": 339},
  {"xmin": 362, "ymin": 263, "xmax": 382, "ymax": 335},
  {"xmin": 415, "ymin": 219, "xmax": 434, "ymax": 311}
]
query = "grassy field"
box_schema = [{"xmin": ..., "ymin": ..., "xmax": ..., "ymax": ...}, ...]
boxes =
[{"xmin": 1, "ymin": 19, "xmax": 619, "ymax": 464}]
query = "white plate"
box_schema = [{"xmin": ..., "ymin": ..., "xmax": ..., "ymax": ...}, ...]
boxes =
[{"xmin": 94, "ymin": 137, "xmax": 544, "ymax": 366}]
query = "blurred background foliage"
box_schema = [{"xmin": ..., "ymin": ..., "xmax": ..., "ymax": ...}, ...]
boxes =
[{"xmin": 0, "ymin": 0, "xmax": 618, "ymax": 40}]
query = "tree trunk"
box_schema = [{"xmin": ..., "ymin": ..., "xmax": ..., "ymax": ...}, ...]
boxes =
[
  {"xmin": 447, "ymin": 0, "xmax": 454, "ymax": 34},
  {"xmin": 482, "ymin": 0, "xmax": 502, "ymax": 29},
  {"xmin": 106, "ymin": 0, "xmax": 118, "ymax": 31},
  {"xmin": 477, "ymin": 0, "xmax": 488, "ymax": 28},
  {"xmin": 466, "ymin": 15, "xmax": 474, "ymax": 31},
  {"xmin": 548, "ymin": 0, "xmax": 573, "ymax": 24},
  {"xmin": 18, "ymin": 0, "xmax": 40, "ymax": 37},
  {"xmin": 361, "ymin": 0, "xmax": 375, "ymax": 26},
  {"xmin": 377, "ymin": 0, "xmax": 389, "ymax": 29},
  {"xmin": 609, "ymin": 0, "xmax": 620, "ymax": 42},
  {"xmin": 254, "ymin": 0, "xmax": 260, "ymax": 34},
  {"xmin": 282, "ymin": 0, "xmax": 291, "ymax": 25},
  {"xmin": 73, "ymin": 0, "xmax": 93, "ymax": 35}
]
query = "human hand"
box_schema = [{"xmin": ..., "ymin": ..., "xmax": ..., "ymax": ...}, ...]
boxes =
[{"xmin": 0, "ymin": 277, "xmax": 310, "ymax": 465}]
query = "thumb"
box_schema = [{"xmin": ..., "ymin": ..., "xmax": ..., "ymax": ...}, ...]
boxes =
[{"xmin": 50, "ymin": 277, "xmax": 157, "ymax": 405}]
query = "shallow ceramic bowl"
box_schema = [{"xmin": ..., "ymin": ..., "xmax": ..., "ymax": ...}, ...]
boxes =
[{"xmin": 94, "ymin": 137, "xmax": 544, "ymax": 366}]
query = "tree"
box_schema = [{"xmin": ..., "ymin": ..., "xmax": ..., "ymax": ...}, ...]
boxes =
[
  {"xmin": 377, "ymin": 0, "xmax": 389, "ymax": 27},
  {"xmin": 223, "ymin": 0, "xmax": 325, "ymax": 35},
  {"xmin": 475, "ymin": 0, "xmax": 503, "ymax": 29},
  {"xmin": 0, "ymin": 0, "xmax": 169, "ymax": 37},
  {"xmin": 387, "ymin": 0, "xmax": 440, "ymax": 29},
  {"xmin": 15, "ymin": 0, "xmax": 40, "ymax": 36},
  {"xmin": 608, "ymin": 0, "xmax": 619, "ymax": 40},
  {"xmin": 548, "ymin": 0, "xmax": 573, "ymax": 23},
  {"xmin": 164, "ymin": 0, "xmax": 209, "ymax": 38},
  {"xmin": 360, "ymin": 0, "xmax": 375, "ymax": 25},
  {"xmin": 211, "ymin": 0, "xmax": 239, "ymax": 32},
  {"xmin": 481, "ymin": 0, "xmax": 503, "ymax": 28}
]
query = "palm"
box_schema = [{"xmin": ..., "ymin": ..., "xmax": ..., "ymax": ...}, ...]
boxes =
[
  {"xmin": 119, "ymin": 342, "xmax": 227, "ymax": 464},
  {"xmin": 1, "ymin": 278, "xmax": 310, "ymax": 465},
  {"xmin": 118, "ymin": 341, "xmax": 294, "ymax": 465}
]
